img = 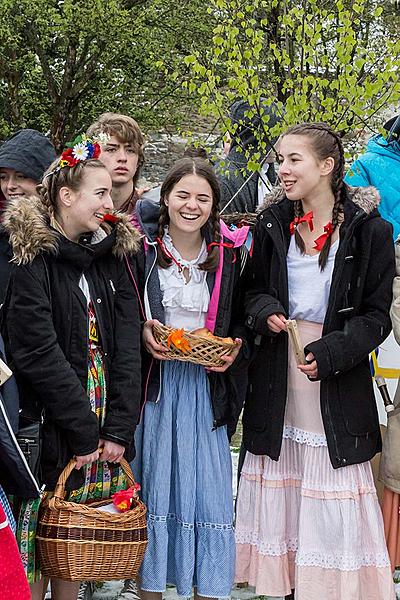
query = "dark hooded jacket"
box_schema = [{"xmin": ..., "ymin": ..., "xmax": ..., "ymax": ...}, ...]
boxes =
[
  {"xmin": 218, "ymin": 101, "xmax": 280, "ymax": 214},
  {"xmin": 0, "ymin": 336, "xmax": 40, "ymax": 499},
  {"xmin": 1, "ymin": 196, "xmax": 142, "ymax": 490},
  {"xmin": 134, "ymin": 197, "xmax": 250, "ymax": 438},
  {"xmin": 242, "ymin": 185, "xmax": 395, "ymax": 468},
  {"xmin": 0, "ymin": 129, "xmax": 56, "ymax": 303}
]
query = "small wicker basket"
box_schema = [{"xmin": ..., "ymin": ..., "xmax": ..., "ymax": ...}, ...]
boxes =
[
  {"xmin": 36, "ymin": 458, "xmax": 147, "ymax": 582},
  {"xmin": 153, "ymin": 323, "xmax": 239, "ymax": 368}
]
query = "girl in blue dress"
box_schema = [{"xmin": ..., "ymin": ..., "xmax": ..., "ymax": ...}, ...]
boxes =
[{"xmin": 134, "ymin": 157, "xmax": 249, "ymax": 599}]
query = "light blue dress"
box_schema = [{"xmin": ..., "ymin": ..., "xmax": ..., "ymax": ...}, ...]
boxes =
[{"xmin": 133, "ymin": 240, "xmax": 235, "ymax": 598}]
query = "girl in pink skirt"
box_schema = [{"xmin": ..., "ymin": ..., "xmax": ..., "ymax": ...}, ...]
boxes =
[{"xmin": 235, "ymin": 122, "xmax": 396, "ymax": 599}]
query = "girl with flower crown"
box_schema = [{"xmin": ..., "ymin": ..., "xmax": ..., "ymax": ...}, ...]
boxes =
[
  {"xmin": 234, "ymin": 123, "xmax": 396, "ymax": 599},
  {"xmin": 133, "ymin": 157, "xmax": 249, "ymax": 600},
  {"xmin": 1, "ymin": 137, "xmax": 142, "ymax": 600}
]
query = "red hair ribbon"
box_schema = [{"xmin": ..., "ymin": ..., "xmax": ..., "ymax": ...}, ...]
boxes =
[
  {"xmin": 207, "ymin": 241, "xmax": 234, "ymax": 252},
  {"xmin": 156, "ymin": 236, "xmax": 185, "ymax": 272},
  {"xmin": 313, "ymin": 222, "xmax": 333, "ymax": 251},
  {"xmin": 207, "ymin": 240, "xmax": 236, "ymax": 263},
  {"xmin": 289, "ymin": 211, "xmax": 314, "ymax": 235},
  {"xmin": 102, "ymin": 213, "xmax": 119, "ymax": 224}
]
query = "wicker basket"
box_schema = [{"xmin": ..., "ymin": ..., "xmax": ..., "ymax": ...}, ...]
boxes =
[
  {"xmin": 153, "ymin": 323, "xmax": 239, "ymax": 368},
  {"xmin": 36, "ymin": 458, "xmax": 147, "ymax": 581}
]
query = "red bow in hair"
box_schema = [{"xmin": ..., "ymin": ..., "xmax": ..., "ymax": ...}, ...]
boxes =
[
  {"xmin": 207, "ymin": 241, "xmax": 236, "ymax": 263},
  {"xmin": 313, "ymin": 222, "xmax": 333, "ymax": 251},
  {"xmin": 206, "ymin": 241, "xmax": 234, "ymax": 252},
  {"xmin": 156, "ymin": 236, "xmax": 185, "ymax": 272},
  {"xmin": 102, "ymin": 213, "xmax": 119, "ymax": 224},
  {"xmin": 289, "ymin": 211, "xmax": 314, "ymax": 235}
]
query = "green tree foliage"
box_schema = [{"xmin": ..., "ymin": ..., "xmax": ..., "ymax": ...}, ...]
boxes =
[
  {"xmin": 184, "ymin": 0, "xmax": 400, "ymax": 164},
  {"xmin": 0, "ymin": 0, "xmax": 211, "ymax": 149}
]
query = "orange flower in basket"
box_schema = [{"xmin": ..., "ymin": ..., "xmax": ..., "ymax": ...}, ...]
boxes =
[
  {"xmin": 167, "ymin": 329, "xmax": 192, "ymax": 353},
  {"xmin": 112, "ymin": 484, "xmax": 141, "ymax": 512}
]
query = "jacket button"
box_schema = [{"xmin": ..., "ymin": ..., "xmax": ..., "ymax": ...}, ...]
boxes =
[
  {"xmin": 341, "ymin": 458, "xmax": 347, "ymax": 465},
  {"xmin": 247, "ymin": 316, "xmax": 254, "ymax": 325},
  {"xmin": 97, "ymin": 298, "xmax": 102, "ymax": 303},
  {"xmin": 334, "ymin": 370, "xmax": 340, "ymax": 375},
  {"xmin": 267, "ymin": 222, "xmax": 272, "ymax": 228}
]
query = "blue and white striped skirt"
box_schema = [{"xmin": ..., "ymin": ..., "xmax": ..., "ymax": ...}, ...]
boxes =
[
  {"xmin": 0, "ymin": 484, "xmax": 15, "ymax": 533},
  {"xmin": 133, "ymin": 360, "xmax": 235, "ymax": 598}
]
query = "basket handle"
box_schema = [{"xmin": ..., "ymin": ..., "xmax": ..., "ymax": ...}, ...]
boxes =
[{"xmin": 53, "ymin": 450, "xmax": 136, "ymax": 500}]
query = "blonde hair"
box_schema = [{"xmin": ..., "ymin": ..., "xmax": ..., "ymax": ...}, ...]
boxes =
[{"xmin": 40, "ymin": 159, "xmax": 107, "ymax": 216}]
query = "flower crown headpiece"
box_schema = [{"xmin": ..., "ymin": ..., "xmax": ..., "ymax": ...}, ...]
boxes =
[
  {"xmin": 44, "ymin": 132, "xmax": 110, "ymax": 179},
  {"xmin": 59, "ymin": 132, "xmax": 110, "ymax": 168}
]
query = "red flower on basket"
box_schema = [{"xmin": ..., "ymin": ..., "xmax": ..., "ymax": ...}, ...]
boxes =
[
  {"xmin": 112, "ymin": 483, "xmax": 141, "ymax": 512},
  {"xmin": 167, "ymin": 329, "xmax": 192, "ymax": 353}
]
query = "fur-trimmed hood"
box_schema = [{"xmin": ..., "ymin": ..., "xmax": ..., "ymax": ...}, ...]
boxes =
[
  {"xmin": 2, "ymin": 195, "xmax": 142, "ymax": 265},
  {"xmin": 259, "ymin": 184, "xmax": 380, "ymax": 215}
]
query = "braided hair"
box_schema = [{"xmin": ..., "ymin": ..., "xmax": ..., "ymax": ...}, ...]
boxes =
[
  {"xmin": 157, "ymin": 157, "xmax": 221, "ymax": 272},
  {"xmin": 283, "ymin": 123, "xmax": 346, "ymax": 271},
  {"xmin": 39, "ymin": 158, "xmax": 108, "ymax": 218}
]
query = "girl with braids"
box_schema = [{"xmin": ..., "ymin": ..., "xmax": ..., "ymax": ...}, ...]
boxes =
[
  {"xmin": 234, "ymin": 123, "xmax": 396, "ymax": 599},
  {"xmin": 133, "ymin": 157, "xmax": 249, "ymax": 599},
  {"xmin": 1, "ymin": 138, "xmax": 142, "ymax": 599}
]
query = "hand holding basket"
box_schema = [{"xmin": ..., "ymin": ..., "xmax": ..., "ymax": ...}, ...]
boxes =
[
  {"xmin": 36, "ymin": 457, "xmax": 147, "ymax": 581},
  {"xmin": 152, "ymin": 323, "xmax": 240, "ymax": 368}
]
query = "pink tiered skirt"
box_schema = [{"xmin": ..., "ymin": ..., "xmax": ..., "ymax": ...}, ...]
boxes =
[{"xmin": 235, "ymin": 321, "xmax": 395, "ymax": 600}]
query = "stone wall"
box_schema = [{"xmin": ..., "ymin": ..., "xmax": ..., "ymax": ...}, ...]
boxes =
[{"xmin": 140, "ymin": 132, "xmax": 220, "ymax": 186}]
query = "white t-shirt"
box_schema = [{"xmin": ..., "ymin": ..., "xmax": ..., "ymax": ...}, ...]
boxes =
[{"xmin": 287, "ymin": 235, "xmax": 338, "ymax": 324}]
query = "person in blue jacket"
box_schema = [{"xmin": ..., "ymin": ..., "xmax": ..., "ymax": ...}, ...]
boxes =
[{"xmin": 345, "ymin": 114, "xmax": 400, "ymax": 239}]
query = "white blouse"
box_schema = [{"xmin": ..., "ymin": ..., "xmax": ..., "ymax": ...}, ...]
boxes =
[
  {"xmin": 287, "ymin": 235, "xmax": 338, "ymax": 324},
  {"xmin": 158, "ymin": 231, "xmax": 210, "ymax": 330}
]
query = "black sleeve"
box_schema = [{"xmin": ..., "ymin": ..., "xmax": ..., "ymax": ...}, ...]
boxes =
[
  {"xmin": 305, "ymin": 219, "xmax": 395, "ymax": 380},
  {"xmin": 229, "ymin": 245, "xmax": 254, "ymax": 366},
  {"xmin": 6, "ymin": 262, "xmax": 99, "ymax": 456},
  {"xmin": 244, "ymin": 221, "xmax": 286, "ymax": 336},
  {"xmin": 101, "ymin": 259, "xmax": 141, "ymax": 447}
]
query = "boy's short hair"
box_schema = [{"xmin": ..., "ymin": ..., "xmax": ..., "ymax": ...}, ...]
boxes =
[{"xmin": 87, "ymin": 112, "xmax": 145, "ymax": 179}]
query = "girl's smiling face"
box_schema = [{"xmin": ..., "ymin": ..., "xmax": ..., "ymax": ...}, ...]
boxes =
[
  {"xmin": 58, "ymin": 167, "xmax": 114, "ymax": 241},
  {"xmin": 0, "ymin": 168, "xmax": 38, "ymax": 201},
  {"xmin": 165, "ymin": 173, "xmax": 213, "ymax": 237},
  {"xmin": 277, "ymin": 134, "xmax": 334, "ymax": 201}
]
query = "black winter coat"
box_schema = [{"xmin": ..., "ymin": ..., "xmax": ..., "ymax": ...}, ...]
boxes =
[
  {"xmin": 0, "ymin": 336, "xmax": 40, "ymax": 498},
  {"xmin": 243, "ymin": 185, "xmax": 395, "ymax": 468},
  {"xmin": 0, "ymin": 229, "xmax": 13, "ymax": 305},
  {"xmin": 217, "ymin": 147, "xmax": 277, "ymax": 214},
  {"xmin": 1, "ymin": 197, "xmax": 142, "ymax": 490}
]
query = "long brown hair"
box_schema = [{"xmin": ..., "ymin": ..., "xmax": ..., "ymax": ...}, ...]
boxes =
[
  {"xmin": 281, "ymin": 122, "xmax": 345, "ymax": 270},
  {"xmin": 157, "ymin": 157, "xmax": 221, "ymax": 272}
]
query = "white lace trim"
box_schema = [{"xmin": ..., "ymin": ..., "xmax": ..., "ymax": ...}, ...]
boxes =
[
  {"xmin": 235, "ymin": 531, "xmax": 298, "ymax": 556},
  {"xmin": 235, "ymin": 532, "xmax": 390, "ymax": 570},
  {"xmin": 296, "ymin": 551, "xmax": 391, "ymax": 571},
  {"xmin": 283, "ymin": 425, "xmax": 327, "ymax": 447}
]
